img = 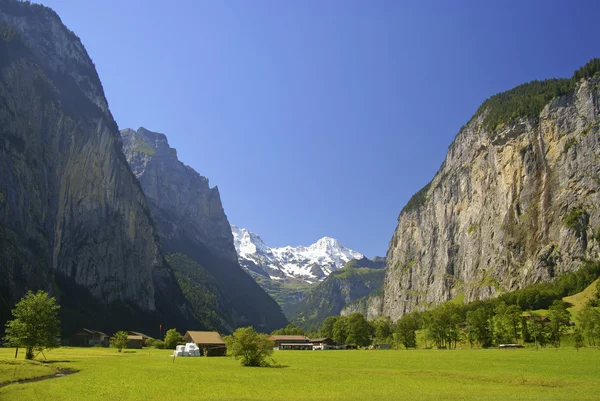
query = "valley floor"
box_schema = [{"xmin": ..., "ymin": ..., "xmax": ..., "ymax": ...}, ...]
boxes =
[{"xmin": 1, "ymin": 347, "xmax": 599, "ymax": 400}]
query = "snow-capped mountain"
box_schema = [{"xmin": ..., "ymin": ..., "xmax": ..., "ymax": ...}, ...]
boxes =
[{"xmin": 231, "ymin": 225, "xmax": 364, "ymax": 283}]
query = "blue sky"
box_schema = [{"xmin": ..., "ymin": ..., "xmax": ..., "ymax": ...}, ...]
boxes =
[{"xmin": 39, "ymin": 0, "xmax": 599, "ymax": 257}]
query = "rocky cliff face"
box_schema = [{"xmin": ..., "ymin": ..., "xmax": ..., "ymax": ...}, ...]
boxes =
[
  {"xmin": 0, "ymin": 1, "xmax": 188, "ymax": 334},
  {"xmin": 383, "ymin": 72, "xmax": 600, "ymax": 321},
  {"xmin": 121, "ymin": 128, "xmax": 288, "ymax": 332},
  {"xmin": 341, "ymin": 291, "xmax": 383, "ymax": 321},
  {"xmin": 121, "ymin": 128, "xmax": 238, "ymax": 264}
]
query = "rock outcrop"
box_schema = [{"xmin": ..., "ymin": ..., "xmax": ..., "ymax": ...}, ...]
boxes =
[
  {"xmin": 121, "ymin": 127, "xmax": 288, "ymax": 332},
  {"xmin": 383, "ymin": 69, "xmax": 600, "ymax": 321},
  {"xmin": 0, "ymin": 0, "xmax": 189, "ymax": 334}
]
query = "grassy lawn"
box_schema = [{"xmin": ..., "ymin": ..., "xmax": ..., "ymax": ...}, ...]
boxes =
[
  {"xmin": 0, "ymin": 358, "xmax": 60, "ymax": 386},
  {"xmin": 1, "ymin": 346, "xmax": 599, "ymax": 400}
]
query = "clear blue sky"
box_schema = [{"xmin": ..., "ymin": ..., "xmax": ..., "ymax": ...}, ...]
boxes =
[{"xmin": 38, "ymin": 0, "xmax": 599, "ymax": 257}]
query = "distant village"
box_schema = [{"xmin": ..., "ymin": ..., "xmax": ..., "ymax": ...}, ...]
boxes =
[{"xmin": 70, "ymin": 329, "xmax": 389, "ymax": 355}]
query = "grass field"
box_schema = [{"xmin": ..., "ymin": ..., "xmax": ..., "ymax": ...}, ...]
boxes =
[{"xmin": 1, "ymin": 346, "xmax": 599, "ymax": 400}]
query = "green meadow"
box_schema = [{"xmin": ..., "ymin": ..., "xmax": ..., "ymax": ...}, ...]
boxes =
[{"xmin": 1, "ymin": 346, "xmax": 599, "ymax": 401}]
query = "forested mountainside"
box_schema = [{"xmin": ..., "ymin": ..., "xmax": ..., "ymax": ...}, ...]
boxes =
[
  {"xmin": 287, "ymin": 258, "xmax": 385, "ymax": 330},
  {"xmin": 121, "ymin": 128, "xmax": 288, "ymax": 332},
  {"xmin": 383, "ymin": 59, "xmax": 600, "ymax": 321},
  {"xmin": 0, "ymin": 0, "xmax": 191, "ymax": 335}
]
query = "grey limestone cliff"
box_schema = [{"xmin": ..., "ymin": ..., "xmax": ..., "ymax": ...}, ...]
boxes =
[
  {"xmin": 383, "ymin": 73, "xmax": 600, "ymax": 321},
  {"xmin": 0, "ymin": 0, "xmax": 188, "ymax": 333},
  {"xmin": 121, "ymin": 127, "xmax": 238, "ymax": 264},
  {"xmin": 121, "ymin": 127, "xmax": 288, "ymax": 332}
]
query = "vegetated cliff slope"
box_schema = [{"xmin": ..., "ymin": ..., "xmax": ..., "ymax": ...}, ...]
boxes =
[
  {"xmin": 0, "ymin": 0, "xmax": 191, "ymax": 335},
  {"xmin": 288, "ymin": 257, "xmax": 385, "ymax": 330},
  {"xmin": 121, "ymin": 127, "xmax": 288, "ymax": 332},
  {"xmin": 383, "ymin": 60, "xmax": 600, "ymax": 321}
]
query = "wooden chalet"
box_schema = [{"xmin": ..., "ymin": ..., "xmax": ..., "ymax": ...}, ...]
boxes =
[
  {"xmin": 183, "ymin": 331, "xmax": 227, "ymax": 356},
  {"xmin": 269, "ymin": 335, "xmax": 309, "ymax": 348},
  {"xmin": 71, "ymin": 328, "xmax": 108, "ymax": 347},
  {"xmin": 127, "ymin": 331, "xmax": 153, "ymax": 347},
  {"xmin": 126, "ymin": 335, "xmax": 143, "ymax": 349}
]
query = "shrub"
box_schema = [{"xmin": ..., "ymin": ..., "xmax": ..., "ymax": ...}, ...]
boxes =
[{"xmin": 563, "ymin": 207, "xmax": 589, "ymax": 233}]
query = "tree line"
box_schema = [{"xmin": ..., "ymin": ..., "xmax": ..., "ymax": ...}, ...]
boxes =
[{"xmin": 281, "ymin": 261, "xmax": 600, "ymax": 350}]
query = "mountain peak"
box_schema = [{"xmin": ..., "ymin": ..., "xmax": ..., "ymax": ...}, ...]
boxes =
[{"xmin": 231, "ymin": 224, "xmax": 363, "ymax": 283}]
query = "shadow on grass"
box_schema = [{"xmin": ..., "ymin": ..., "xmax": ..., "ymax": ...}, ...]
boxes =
[{"xmin": 41, "ymin": 360, "xmax": 73, "ymax": 364}]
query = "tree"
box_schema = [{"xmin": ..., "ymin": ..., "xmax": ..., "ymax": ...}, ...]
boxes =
[
  {"xmin": 372, "ymin": 317, "xmax": 393, "ymax": 343},
  {"xmin": 319, "ymin": 316, "xmax": 339, "ymax": 338},
  {"xmin": 345, "ymin": 313, "xmax": 373, "ymax": 347},
  {"xmin": 466, "ymin": 307, "xmax": 493, "ymax": 348},
  {"xmin": 492, "ymin": 303, "xmax": 522, "ymax": 345},
  {"xmin": 164, "ymin": 328, "xmax": 182, "ymax": 349},
  {"xmin": 573, "ymin": 328, "xmax": 584, "ymax": 352},
  {"xmin": 332, "ymin": 316, "xmax": 349, "ymax": 345},
  {"xmin": 3, "ymin": 291, "xmax": 60, "ymax": 360},
  {"xmin": 579, "ymin": 304, "xmax": 600, "ymax": 346},
  {"xmin": 110, "ymin": 331, "xmax": 128, "ymax": 352},
  {"xmin": 271, "ymin": 323, "xmax": 304, "ymax": 336},
  {"xmin": 224, "ymin": 327, "xmax": 274, "ymax": 367},
  {"xmin": 396, "ymin": 313, "xmax": 418, "ymax": 349},
  {"xmin": 547, "ymin": 301, "xmax": 571, "ymax": 347}
]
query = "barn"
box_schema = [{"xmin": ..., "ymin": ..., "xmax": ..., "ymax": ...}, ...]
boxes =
[
  {"xmin": 70, "ymin": 329, "xmax": 108, "ymax": 347},
  {"xmin": 183, "ymin": 331, "xmax": 227, "ymax": 356}
]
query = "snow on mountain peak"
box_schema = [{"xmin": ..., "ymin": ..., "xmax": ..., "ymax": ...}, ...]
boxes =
[{"xmin": 230, "ymin": 225, "xmax": 364, "ymax": 283}]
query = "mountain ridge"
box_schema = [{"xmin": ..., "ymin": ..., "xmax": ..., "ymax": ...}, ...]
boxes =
[
  {"xmin": 231, "ymin": 224, "xmax": 363, "ymax": 283},
  {"xmin": 121, "ymin": 127, "xmax": 288, "ymax": 332}
]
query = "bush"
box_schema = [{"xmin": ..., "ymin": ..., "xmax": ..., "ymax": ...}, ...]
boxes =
[
  {"xmin": 152, "ymin": 340, "xmax": 165, "ymax": 349},
  {"xmin": 563, "ymin": 207, "xmax": 589, "ymax": 233},
  {"xmin": 224, "ymin": 327, "xmax": 275, "ymax": 367}
]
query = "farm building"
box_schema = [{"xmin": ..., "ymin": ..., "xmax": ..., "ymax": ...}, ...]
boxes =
[
  {"xmin": 127, "ymin": 331, "xmax": 153, "ymax": 347},
  {"xmin": 126, "ymin": 335, "xmax": 144, "ymax": 349},
  {"xmin": 269, "ymin": 335, "xmax": 310, "ymax": 349},
  {"xmin": 310, "ymin": 338, "xmax": 336, "ymax": 347},
  {"xmin": 279, "ymin": 343, "xmax": 313, "ymax": 350},
  {"xmin": 183, "ymin": 331, "xmax": 227, "ymax": 356},
  {"xmin": 371, "ymin": 343, "xmax": 392, "ymax": 350},
  {"xmin": 70, "ymin": 329, "xmax": 109, "ymax": 347}
]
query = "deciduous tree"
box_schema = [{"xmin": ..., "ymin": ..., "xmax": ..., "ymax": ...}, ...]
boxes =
[
  {"xmin": 110, "ymin": 331, "xmax": 128, "ymax": 352},
  {"xmin": 3, "ymin": 291, "xmax": 60, "ymax": 360},
  {"xmin": 224, "ymin": 327, "xmax": 274, "ymax": 367},
  {"xmin": 164, "ymin": 328, "xmax": 183, "ymax": 349}
]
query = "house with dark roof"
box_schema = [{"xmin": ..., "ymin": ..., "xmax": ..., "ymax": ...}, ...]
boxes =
[
  {"xmin": 70, "ymin": 329, "xmax": 109, "ymax": 347},
  {"xmin": 269, "ymin": 335, "xmax": 311, "ymax": 350},
  {"xmin": 127, "ymin": 331, "xmax": 153, "ymax": 347},
  {"xmin": 183, "ymin": 331, "xmax": 227, "ymax": 356}
]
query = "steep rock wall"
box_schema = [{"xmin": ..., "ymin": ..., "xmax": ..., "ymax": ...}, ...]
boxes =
[
  {"xmin": 0, "ymin": 1, "xmax": 188, "ymax": 333},
  {"xmin": 384, "ymin": 76, "xmax": 600, "ymax": 321}
]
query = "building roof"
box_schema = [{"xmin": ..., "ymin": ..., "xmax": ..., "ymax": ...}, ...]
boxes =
[
  {"xmin": 128, "ymin": 331, "xmax": 152, "ymax": 339},
  {"xmin": 309, "ymin": 338, "xmax": 333, "ymax": 343},
  {"xmin": 185, "ymin": 331, "xmax": 225, "ymax": 345},
  {"xmin": 77, "ymin": 328, "xmax": 107, "ymax": 336},
  {"xmin": 127, "ymin": 335, "xmax": 143, "ymax": 341},
  {"xmin": 269, "ymin": 335, "xmax": 309, "ymax": 342}
]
